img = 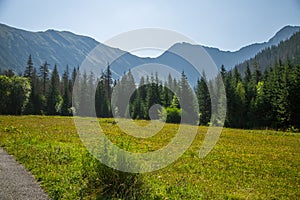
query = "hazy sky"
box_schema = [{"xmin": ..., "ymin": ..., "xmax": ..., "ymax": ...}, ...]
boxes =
[{"xmin": 1, "ymin": 0, "xmax": 300, "ymax": 52}]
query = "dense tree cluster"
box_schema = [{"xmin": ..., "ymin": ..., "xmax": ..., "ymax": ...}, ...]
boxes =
[
  {"xmin": 0, "ymin": 55, "xmax": 74, "ymax": 116},
  {"xmin": 222, "ymin": 60, "xmax": 300, "ymax": 129},
  {"xmin": 0, "ymin": 54, "xmax": 299, "ymax": 130}
]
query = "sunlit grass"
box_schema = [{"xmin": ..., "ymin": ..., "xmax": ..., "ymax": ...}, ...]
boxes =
[{"xmin": 0, "ymin": 115, "xmax": 299, "ymax": 199}]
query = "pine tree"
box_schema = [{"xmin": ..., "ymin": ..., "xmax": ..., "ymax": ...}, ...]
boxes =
[
  {"xmin": 253, "ymin": 60, "xmax": 262, "ymax": 84},
  {"xmin": 179, "ymin": 71, "xmax": 198, "ymax": 124},
  {"xmin": 196, "ymin": 73, "xmax": 211, "ymax": 125},
  {"xmin": 61, "ymin": 66, "xmax": 72, "ymax": 115},
  {"xmin": 24, "ymin": 55, "xmax": 34, "ymax": 78},
  {"xmin": 243, "ymin": 63, "xmax": 255, "ymax": 127},
  {"xmin": 224, "ymin": 71, "xmax": 236, "ymax": 127},
  {"xmin": 132, "ymin": 76, "xmax": 147, "ymax": 119},
  {"xmin": 46, "ymin": 64, "xmax": 61, "ymax": 115},
  {"xmin": 103, "ymin": 64, "xmax": 113, "ymax": 117},
  {"xmin": 78, "ymin": 70, "xmax": 89, "ymax": 116},
  {"xmin": 145, "ymin": 74, "xmax": 161, "ymax": 119},
  {"xmin": 95, "ymin": 77, "xmax": 105, "ymax": 117},
  {"xmin": 235, "ymin": 81, "xmax": 246, "ymax": 127},
  {"xmin": 95, "ymin": 64, "xmax": 115, "ymax": 118},
  {"xmin": 23, "ymin": 56, "xmax": 36, "ymax": 114},
  {"xmin": 233, "ymin": 67, "xmax": 242, "ymax": 85},
  {"xmin": 263, "ymin": 62, "xmax": 290, "ymax": 129},
  {"xmin": 39, "ymin": 61, "xmax": 49, "ymax": 96},
  {"xmin": 289, "ymin": 64, "xmax": 300, "ymax": 128}
]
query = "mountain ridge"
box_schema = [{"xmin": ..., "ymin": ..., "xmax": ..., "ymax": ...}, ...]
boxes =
[
  {"xmin": 201, "ymin": 25, "xmax": 300, "ymax": 68},
  {"xmin": 0, "ymin": 23, "xmax": 299, "ymax": 77},
  {"xmin": 236, "ymin": 30, "xmax": 300, "ymax": 74}
]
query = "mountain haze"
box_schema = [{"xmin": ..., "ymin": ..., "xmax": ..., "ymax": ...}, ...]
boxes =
[
  {"xmin": 0, "ymin": 23, "xmax": 98, "ymax": 73},
  {"xmin": 236, "ymin": 30, "xmax": 300, "ymax": 74},
  {"xmin": 202, "ymin": 25, "xmax": 300, "ymax": 68},
  {"xmin": 0, "ymin": 23, "xmax": 299, "ymax": 79}
]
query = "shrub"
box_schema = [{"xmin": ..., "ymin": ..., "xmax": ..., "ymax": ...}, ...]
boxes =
[{"xmin": 160, "ymin": 107, "xmax": 181, "ymax": 123}]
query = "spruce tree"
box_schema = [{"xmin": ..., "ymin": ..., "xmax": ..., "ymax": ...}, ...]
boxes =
[
  {"xmin": 196, "ymin": 73, "xmax": 211, "ymax": 125},
  {"xmin": 46, "ymin": 64, "xmax": 61, "ymax": 115},
  {"xmin": 24, "ymin": 55, "xmax": 34, "ymax": 78},
  {"xmin": 179, "ymin": 71, "xmax": 197, "ymax": 124},
  {"xmin": 39, "ymin": 61, "xmax": 49, "ymax": 96},
  {"xmin": 289, "ymin": 64, "xmax": 300, "ymax": 128},
  {"xmin": 61, "ymin": 66, "xmax": 72, "ymax": 115}
]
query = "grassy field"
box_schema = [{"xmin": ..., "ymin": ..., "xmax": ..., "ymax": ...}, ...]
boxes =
[{"xmin": 0, "ymin": 115, "xmax": 299, "ymax": 199}]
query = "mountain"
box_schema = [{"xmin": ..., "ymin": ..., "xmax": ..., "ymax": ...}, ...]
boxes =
[
  {"xmin": 0, "ymin": 23, "xmax": 97, "ymax": 73},
  {"xmin": 0, "ymin": 23, "xmax": 299, "ymax": 80},
  {"xmin": 0, "ymin": 23, "xmax": 146, "ymax": 75},
  {"xmin": 201, "ymin": 25, "xmax": 300, "ymax": 69},
  {"xmin": 236, "ymin": 30, "xmax": 300, "ymax": 74}
]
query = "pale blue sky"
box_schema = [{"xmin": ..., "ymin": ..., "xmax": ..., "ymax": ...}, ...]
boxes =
[{"xmin": 1, "ymin": 0, "xmax": 299, "ymax": 51}]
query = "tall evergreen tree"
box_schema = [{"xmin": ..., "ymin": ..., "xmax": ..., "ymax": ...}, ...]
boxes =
[
  {"xmin": 24, "ymin": 67, "xmax": 40, "ymax": 114},
  {"xmin": 61, "ymin": 65, "xmax": 72, "ymax": 115},
  {"xmin": 78, "ymin": 70, "xmax": 90, "ymax": 116},
  {"xmin": 196, "ymin": 73, "xmax": 211, "ymax": 125},
  {"xmin": 243, "ymin": 63, "xmax": 256, "ymax": 127},
  {"xmin": 95, "ymin": 64, "xmax": 114, "ymax": 118},
  {"xmin": 39, "ymin": 61, "xmax": 49, "ymax": 96},
  {"xmin": 253, "ymin": 60, "xmax": 262, "ymax": 84},
  {"xmin": 145, "ymin": 74, "xmax": 161, "ymax": 119},
  {"xmin": 47, "ymin": 64, "xmax": 61, "ymax": 115},
  {"xmin": 24, "ymin": 55, "xmax": 34, "ymax": 78},
  {"xmin": 289, "ymin": 64, "xmax": 300, "ymax": 128},
  {"xmin": 179, "ymin": 71, "xmax": 198, "ymax": 124}
]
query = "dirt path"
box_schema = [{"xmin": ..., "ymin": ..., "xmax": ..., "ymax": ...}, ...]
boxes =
[{"xmin": 0, "ymin": 147, "xmax": 49, "ymax": 200}]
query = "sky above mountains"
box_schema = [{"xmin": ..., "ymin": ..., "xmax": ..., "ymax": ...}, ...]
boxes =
[{"xmin": 0, "ymin": 0, "xmax": 300, "ymax": 54}]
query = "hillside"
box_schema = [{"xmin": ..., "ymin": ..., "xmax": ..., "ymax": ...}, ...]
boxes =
[
  {"xmin": 1, "ymin": 23, "xmax": 299, "ymax": 76},
  {"xmin": 202, "ymin": 25, "xmax": 300, "ymax": 69},
  {"xmin": 236, "ymin": 30, "xmax": 300, "ymax": 73},
  {"xmin": 0, "ymin": 24, "xmax": 98, "ymax": 73},
  {"xmin": 0, "ymin": 23, "xmax": 147, "ymax": 76}
]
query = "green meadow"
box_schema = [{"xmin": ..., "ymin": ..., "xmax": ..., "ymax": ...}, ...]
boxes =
[{"xmin": 0, "ymin": 115, "xmax": 299, "ymax": 199}]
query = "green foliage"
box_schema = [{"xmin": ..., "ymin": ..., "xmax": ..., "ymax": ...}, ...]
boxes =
[
  {"xmin": 160, "ymin": 107, "xmax": 182, "ymax": 123},
  {"xmin": 47, "ymin": 65, "xmax": 62, "ymax": 115},
  {"xmin": 196, "ymin": 73, "xmax": 211, "ymax": 125},
  {"xmin": 220, "ymin": 59, "xmax": 300, "ymax": 129},
  {"xmin": 61, "ymin": 66, "xmax": 72, "ymax": 116},
  {"xmin": 95, "ymin": 64, "xmax": 113, "ymax": 118},
  {"xmin": 24, "ymin": 55, "xmax": 34, "ymax": 78},
  {"xmin": 0, "ymin": 75, "xmax": 31, "ymax": 114},
  {"xmin": 39, "ymin": 61, "xmax": 49, "ymax": 96}
]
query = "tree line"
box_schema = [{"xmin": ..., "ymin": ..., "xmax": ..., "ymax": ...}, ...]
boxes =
[
  {"xmin": 221, "ymin": 60, "xmax": 300, "ymax": 130},
  {"xmin": 0, "ymin": 55, "xmax": 299, "ymax": 130},
  {"xmin": 0, "ymin": 55, "xmax": 74, "ymax": 116}
]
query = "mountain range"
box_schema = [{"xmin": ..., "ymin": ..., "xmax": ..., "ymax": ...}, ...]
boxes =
[
  {"xmin": 0, "ymin": 23, "xmax": 299, "ymax": 82},
  {"xmin": 236, "ymin": 30, "xmax": 300, "ymax": 74}
]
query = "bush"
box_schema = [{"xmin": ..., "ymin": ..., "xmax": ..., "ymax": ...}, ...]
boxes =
[{"xmin": 160, "ymin": 107, "xmax": 181, "ymax": 123}]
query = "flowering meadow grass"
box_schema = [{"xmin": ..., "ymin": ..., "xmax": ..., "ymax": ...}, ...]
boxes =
[{"xmin": 0, "ymin": 115, "xmax": 299, "ymax": 199}]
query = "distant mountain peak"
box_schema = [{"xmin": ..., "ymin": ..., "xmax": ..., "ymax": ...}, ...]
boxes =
[
  {"xmin": 236, "ymin": 30, "xmax": 300, "ymax": 74},
  {"xmin": 268, "ymin": 25, "xmax": 300, "ymax": 45}
]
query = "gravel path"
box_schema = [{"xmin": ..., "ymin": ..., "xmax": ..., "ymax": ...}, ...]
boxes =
[{"xmin": 0, "ymin": 147, "xmax": 49, "ymax": 200}]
